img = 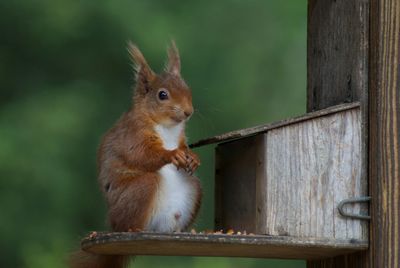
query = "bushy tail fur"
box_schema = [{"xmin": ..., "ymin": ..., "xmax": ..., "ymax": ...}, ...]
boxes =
[{"xmin": 69, "ymin": 250, "xmax": 129, "ymax": 268}]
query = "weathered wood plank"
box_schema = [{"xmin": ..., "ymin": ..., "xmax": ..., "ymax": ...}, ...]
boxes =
[
  {"xmin": 307, "ymin": 0, "xmax": 369, "ymax": 112},
  {"xmin": 81, "ymin": 232, "xmax": 368, "ymax": 260},
  {"xmin": 263, "ymin": 108, "xmax": 367, "ymax": 240},
  {"xmin": 191, "ymin": 102, "xmax": 360, "ymax": 148}
]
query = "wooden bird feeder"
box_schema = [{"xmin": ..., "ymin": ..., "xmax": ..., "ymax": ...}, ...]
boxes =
[{"xmin": 83, "ymin": 0, "xmax": 400, "ymax": 266}]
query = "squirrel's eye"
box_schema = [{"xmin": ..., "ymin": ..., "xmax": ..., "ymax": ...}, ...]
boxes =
[{"xmin": 158, "ymin": 90, "xmax": 169, "ymax": 100}]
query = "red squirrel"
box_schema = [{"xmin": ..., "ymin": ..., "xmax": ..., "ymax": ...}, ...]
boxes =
[{"xmin": 70, "ymin": 41, "xmax": 202, "ymax": 268}]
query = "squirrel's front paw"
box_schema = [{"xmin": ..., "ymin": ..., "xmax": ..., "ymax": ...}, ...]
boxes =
[
  {"xmin": 185, "ymin": 150, "xmax": 200, "ymax": 175},
  {"xmin": 170, "ymin": 149, "xmax": 188, "ymax": 170}
]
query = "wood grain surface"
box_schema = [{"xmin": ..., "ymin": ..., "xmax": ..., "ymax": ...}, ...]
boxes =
[
  {"xmin": 368, "ymin": 0, "xmax": 400, "ymax": 266},
  {"xmin": 263, "ymin": 108, "xmax": 367, "ymax": 241},
  {"xmin": 306, "ymin": 0, "xmax": 369, "ymax": 113},
  {"xmin": 81, "ymin": 232, "xmax": 368, "ymax": 260}
]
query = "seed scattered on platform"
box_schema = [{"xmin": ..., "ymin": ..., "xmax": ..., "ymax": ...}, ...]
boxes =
[
  {"xmin": 226, "ymin": 229, "xmax": 234, "ymax": 235},
  {"xmin": 89, "ymin": 231, "xmax": 97, "ymax": 239}
]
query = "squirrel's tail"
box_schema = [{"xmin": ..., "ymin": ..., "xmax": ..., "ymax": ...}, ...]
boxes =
[{"xmin": 69, "ymin": 250, "xmax": 129, "ymax": 268}]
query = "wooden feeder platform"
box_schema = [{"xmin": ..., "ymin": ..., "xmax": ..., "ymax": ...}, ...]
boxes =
[{"xmin": 82, "ymin": 232, "xmax": 368, "ymax": 260}]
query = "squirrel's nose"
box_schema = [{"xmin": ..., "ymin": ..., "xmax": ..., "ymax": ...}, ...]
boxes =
[
  {"xmin": 183, "ymin": 106, "xmax": 193, "ymax": 118},
  {"xmin": 184, "ymin": 110, "xmax": 192, "ymax": 118}
]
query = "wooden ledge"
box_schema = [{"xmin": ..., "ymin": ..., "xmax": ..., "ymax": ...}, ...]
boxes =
[
  {"xmin": 82, "ymin": 232, "xmax": 368, "ymax": 260},
  {"xmin": 190, "ymin": 102, "xmax": 360, "ymax": 148}
]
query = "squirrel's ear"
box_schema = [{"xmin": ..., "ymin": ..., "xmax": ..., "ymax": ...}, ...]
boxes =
[
  {"xmin": 128, "ymin": 42, "xmax": 155, "ymax": 89},
  {"xmin": 165, "ymin": 40, "xmax": 181, "ymax": 76}
]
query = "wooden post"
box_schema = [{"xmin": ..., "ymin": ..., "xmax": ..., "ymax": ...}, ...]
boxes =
[
  {"xmin": 307, "ymin": 0, "xmax": 400, "ymax": 267},
  {"xmin": 369, "ymin": 0, "xmax": 400, "ymax": 266}
]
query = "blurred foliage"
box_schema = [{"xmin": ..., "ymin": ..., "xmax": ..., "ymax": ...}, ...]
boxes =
[{"xmin": 0, "ymin": 0, "xmax": 307, "ymax": 267}]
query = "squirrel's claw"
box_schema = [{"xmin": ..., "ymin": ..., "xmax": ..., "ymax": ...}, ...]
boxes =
[{"xmin": 185, "ymin": 152, "xmax": 200, "ymax": 175}]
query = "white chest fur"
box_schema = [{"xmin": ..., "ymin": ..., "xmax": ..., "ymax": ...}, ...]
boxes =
[
  {"xmin": 154, "ymin": 123, "xmax": 184, "ymax": 150},
  {"xmin": 148, "ymin": 123, "xmax": 197, "ymax": 232}
]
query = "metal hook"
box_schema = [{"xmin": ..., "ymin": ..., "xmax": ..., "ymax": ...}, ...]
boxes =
[{"xmin": 337, "ymin": 196, "xmax": 371, "ymax": 220}]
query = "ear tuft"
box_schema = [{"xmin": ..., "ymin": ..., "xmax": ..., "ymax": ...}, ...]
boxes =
[
  {"xmin": 165, "ymin": 40, "xmax": 181, "ymax": 76},
  {"xmin": 127, "ymin": 41, "xmax": 155, "ymax": 87}
]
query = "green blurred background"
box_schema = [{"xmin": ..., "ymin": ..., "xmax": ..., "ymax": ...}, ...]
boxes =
[{"xmin": 0, "ymin": 1, "xmax": 307, "ymax": 267}]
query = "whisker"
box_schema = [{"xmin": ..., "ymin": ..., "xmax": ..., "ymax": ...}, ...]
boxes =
[{"xmin": 191, "ymin": 108, "xmax": 217, "ymax": 136}]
